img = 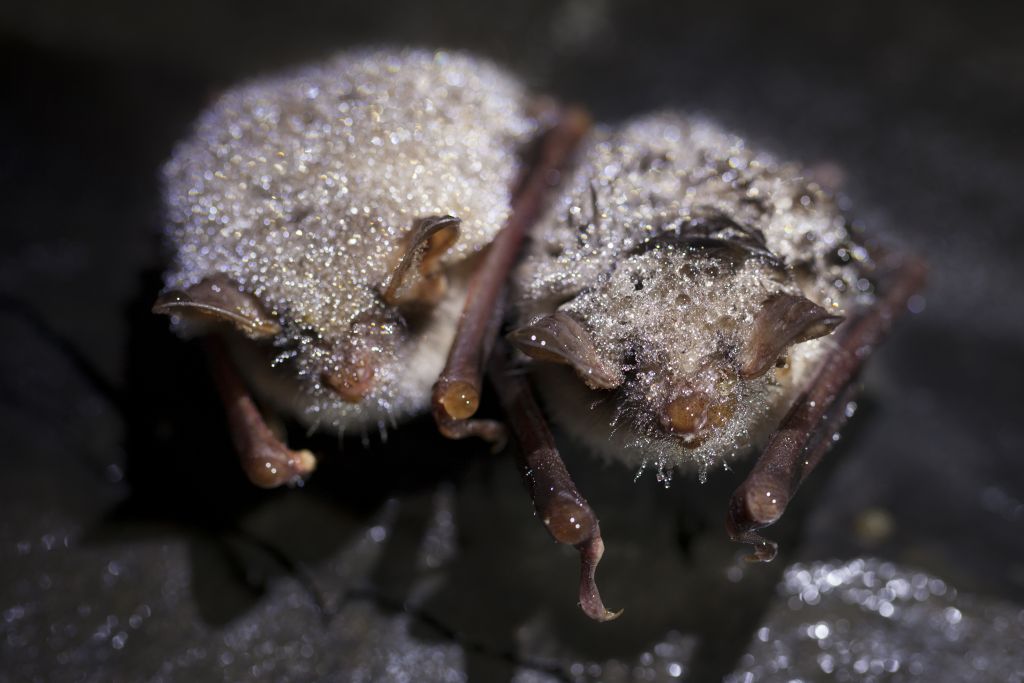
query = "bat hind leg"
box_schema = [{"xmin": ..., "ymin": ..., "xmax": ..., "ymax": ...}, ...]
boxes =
[{"xmin": 491, "ymin": 340, "xmax": 621, "ymax": 622}]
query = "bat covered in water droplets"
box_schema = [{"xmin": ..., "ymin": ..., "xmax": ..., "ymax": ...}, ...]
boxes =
[{"xmin": 155, "ymin": 49, "xmax": 924, "ymax": 621}]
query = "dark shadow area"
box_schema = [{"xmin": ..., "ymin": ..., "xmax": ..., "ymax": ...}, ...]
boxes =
[{"xmin": 110, "ymin": 270, "xmax": 488, "ymax": 626}]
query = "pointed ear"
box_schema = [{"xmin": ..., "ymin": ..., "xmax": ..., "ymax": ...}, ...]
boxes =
[
  {"xmin": 739, "ymin": 293, "xmax": 844, "ymax": 379},
  {"xmin": 508, "ymin": 311, "xmax": 623, "ymax": 390},
  {"xmin": 153, "ymin": 275, "xmax": 280, "ymax": 339},
  {"xmin": 382, "ymin": 215, "xmax": 460, "ymax": 306}
]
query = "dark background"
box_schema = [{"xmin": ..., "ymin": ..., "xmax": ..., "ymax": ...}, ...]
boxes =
[{"xmin": 2, "ymin": 1, "xmax": 1023, "ymax": 681}]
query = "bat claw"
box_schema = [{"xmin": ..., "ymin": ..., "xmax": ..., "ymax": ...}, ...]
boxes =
[
  {"xmin": 577, "ymin": 534, "xmax": 622, "ymax": 622},
  {"xmin": 433, "ymin": 408, "xmax": 508, "ymax": 449},
  {"xmin": 727, "ymin": 525, "xmax": 778, "ymax": 563},
  {"xmin": 725, "ymin": 495, "xmax": 779, "ymax": 562},
  {"xmin": 741, "ymin": 534, "xmax": 778, "ymax": 563}
]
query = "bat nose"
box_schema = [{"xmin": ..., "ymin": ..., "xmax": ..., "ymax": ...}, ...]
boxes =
[
  {"xmin": 660, "ymin": 388, "xmax": 737, "ymax": 445},
  {"xmin": 660, "ymin": 390, "xmax": 710, "ymax": 435},
  {"xmin": 321, "ymin": 348, "xmax": 376, "ymax": 403}
]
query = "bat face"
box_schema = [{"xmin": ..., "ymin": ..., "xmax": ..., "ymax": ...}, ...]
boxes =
[
  {"xmin": 511, "ymin": 112, "xmax": 872, "ymax": 480},
  {"xmin": 155, "ymin": 49, "xmax": 537, "ymax": 435}
]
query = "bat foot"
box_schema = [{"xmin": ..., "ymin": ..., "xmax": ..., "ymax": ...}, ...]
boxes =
[
  {"xmin": 433, "ymin": 406, "xmax": 508, "ymax": 450},
  {"xmin": 726, "ymin": 495, "xmax": 780, "ymax": 563},
  {"xmin": 741, "ymin": 535, "xmax": 778, "ymax": 563},
  {"xmin": 577, "ymin": 534, "xmax": 622, "ymax": 622},
  {"xmin": 244, "ymin": 445, "xmax": 318, "ymax": 489}
]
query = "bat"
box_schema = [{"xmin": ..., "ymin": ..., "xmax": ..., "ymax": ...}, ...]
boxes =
[{"xmin": 154, "ymin": 52, "xmax": 923, "ymax": 622}]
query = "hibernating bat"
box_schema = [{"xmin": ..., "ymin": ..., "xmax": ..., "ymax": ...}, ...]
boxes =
[
  {"xmin": 504, "ymin": 112, "xmax": 924, "ymax": 619},
  {"xmin": 154, "ymin": 48, "xmax": 580, "ymax": 486},
  {"xmin": 154, "ymin": 48, "xmax": 923, "ymax": 622}
]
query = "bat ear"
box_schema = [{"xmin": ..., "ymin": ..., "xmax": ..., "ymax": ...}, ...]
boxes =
[
  {"xmin": 508, "ymin": 311, "xmax": 623, "ymax": 390},
  {"xmin": 382, "ymin": 215, "xmax": 460, "ymax": 307},
  {"xmin": 739, "ymin": 293, "xmax": 844, "ymax": 379},
  {"xmin": 153, "ymin": 275, "xmax": 281, "ymax": 339}
]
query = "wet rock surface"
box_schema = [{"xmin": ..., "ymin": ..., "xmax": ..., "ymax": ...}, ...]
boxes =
[{"xmin": 2, "ymin": 2, "xmax": 1023, "ymax": 681}]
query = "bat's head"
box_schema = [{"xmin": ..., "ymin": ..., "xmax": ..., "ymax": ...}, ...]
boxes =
[
  {"xmin": 153, "ymin": 215, "xmax": 461, "ymax": 418},
  {"xmin": 153, "ymin": 48, "xmax": 538, "ymax": 435},
  {"xmin": 151, "ymin": 273, "xmax": 398, "ymax": 399},
  {"xmin": 509, "ymin": 242, "xmax": 844, "ymax": 470}
]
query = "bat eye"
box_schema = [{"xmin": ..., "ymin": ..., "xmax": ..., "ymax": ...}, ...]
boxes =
[
  {"xmin": 507, "ymin": 311, "xmax": 623, "ymax": 390},
  {"xmin": 739, "ymin": 293, "xmax": 844, "ymax": 379}
]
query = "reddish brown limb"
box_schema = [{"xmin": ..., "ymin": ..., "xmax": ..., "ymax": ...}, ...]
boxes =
[
  {"xmin": 727, "ymin": 253, "xmax": 927, "ymax": 560},
  {"xmin": 433, "ymin": 302, "xmax": 509, "ymax": 449},
  {"xmin": 205, "ymin": 336, "xmax": 316, "ymax": 488},
  {"xmin": 432, "ymin": 107, "xmax": 591, "ymax": 443},
  {"xmin": 490, "ymin": 341, "xmax": 621, "ymax": 622}
]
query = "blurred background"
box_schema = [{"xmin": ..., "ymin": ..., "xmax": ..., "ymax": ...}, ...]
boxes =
[{"xmin": 1, "ymin": 1, "xmax": 1023, "ymax": 681}]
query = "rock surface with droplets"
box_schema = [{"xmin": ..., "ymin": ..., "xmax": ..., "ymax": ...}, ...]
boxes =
[
  {"xmin": 513, "ymin": 112, "xmax": 873, "ymax": 476},
  {"xmin": 162, "ymin": 48, "xmax": 537, "ymax": 433},
  {"xmin": 727, "ymin": 558, "xmax": 1024, "ymax": 682}
]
